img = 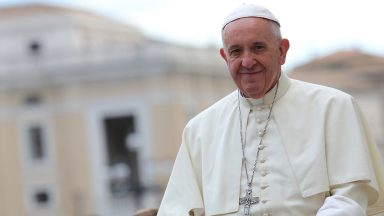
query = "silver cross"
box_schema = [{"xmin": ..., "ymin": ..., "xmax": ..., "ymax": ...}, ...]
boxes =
[{"xmin": 239, "ymin": 188, "xmax": 259, "ymax": 216}]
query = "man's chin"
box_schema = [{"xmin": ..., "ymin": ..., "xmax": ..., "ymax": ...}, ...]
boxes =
[{"xmin": 243, "ymin": 89, "xmax": 264, "ymax": 99}]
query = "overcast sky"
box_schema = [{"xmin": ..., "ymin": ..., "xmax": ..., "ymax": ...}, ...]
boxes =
[{"xmin": 1, "ymin": 0, "xmax": 383, "ymax": 70}]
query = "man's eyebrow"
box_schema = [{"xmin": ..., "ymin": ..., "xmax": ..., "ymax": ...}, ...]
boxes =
[
  {"xmin": 251, "ymin": 41, "xmax": 267, "ymax": 47},
  {"xmin": 227, "ymin": 45, "xmax": 242, "ymax": 51}
]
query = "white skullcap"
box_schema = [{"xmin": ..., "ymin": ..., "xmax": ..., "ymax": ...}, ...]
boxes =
[{"xmin": 222, "ymin": 4, "xmax": 280, "ymax": 30}]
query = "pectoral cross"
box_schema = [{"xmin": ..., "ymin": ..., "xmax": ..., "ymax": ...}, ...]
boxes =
[{"xmin": 239, "ymin": 188, "xmax": 259, "ymax": 216}]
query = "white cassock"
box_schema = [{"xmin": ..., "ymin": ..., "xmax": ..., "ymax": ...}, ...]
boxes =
[{"xmin": 158, "ymin": 72, "xmax": 384, "ymax": 216}]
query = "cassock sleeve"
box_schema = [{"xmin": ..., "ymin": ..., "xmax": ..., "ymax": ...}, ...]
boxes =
[
  {"xmin": 325, "ymin": 96, "xmax": 384, "ymax": 215},
  {"xmin": 157, "ymin": 133, "xmax": 204, "ymax": 216},
  {"xmin": 316, "ymin": 181, "xmax": 370, "ymax": 216}
]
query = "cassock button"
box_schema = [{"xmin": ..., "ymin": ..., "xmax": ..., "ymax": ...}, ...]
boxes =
[
  {"xmin": 256, "ymin": 106, "xmax": 263, "ymax": 111},
  {"xmin": 261, "ymin": 183, "xmax": 269, "ymax": 190},
  {"xmin": 258, "ymin": 144, "xmax": 265, "ymax": 150},
  {"xmin": 256, "ymin": 118, "xmax": 263, "ymax": 123},
  {"xmin": 258, "ymin": 129, "xmax": 266, "ymax": 137},
  {"xmin": 261, "ymin": 200, "xmax": 268, "ymax": 204},
  {"xmin": 259, "ymin": 158, "xmax": 266, "ymax": 163},
  {"xmin": 262, "ymin": 213, "xmax": 271, "ymax": 216},
  {"xmin": 261, "ymin": 170, "xmax": 268, "ymax": 176}
]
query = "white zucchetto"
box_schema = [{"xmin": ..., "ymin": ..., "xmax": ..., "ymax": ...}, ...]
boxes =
[{"xmin": 222, "ymin": 4, "xmax": 280, "ymax": 30}]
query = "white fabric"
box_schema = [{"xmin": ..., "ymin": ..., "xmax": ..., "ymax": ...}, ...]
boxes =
[
  {"xmin": 222, "ymin": 4, "xmax": 280, "ymax": 30},
  {"xmin": 317, "ymin": 195, "xmax": 365, "ymax": 216},
  {"xmin": 226, "ymin": 92, "xmax": 326, "ymax": 215},
  {"xmin": 316, "ymin": 181, "xmax": 371, "ymax": 216},
  {"xmin": 158, "ymin": 72, "xmax": 384, "ymax": 216}
]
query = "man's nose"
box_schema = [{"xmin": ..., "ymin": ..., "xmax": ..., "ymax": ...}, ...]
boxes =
[{"xmin": 241, "ymin": 52, "xmax": 256, "ymax": 69}]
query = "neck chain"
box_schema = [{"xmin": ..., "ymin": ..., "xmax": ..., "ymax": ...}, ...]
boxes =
[{"xmin": 237, "ymin": 82, "xmax": 279, "ymax": 188}]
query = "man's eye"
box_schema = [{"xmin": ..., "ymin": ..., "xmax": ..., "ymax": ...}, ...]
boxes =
[
  {"xmin": 229, "ymin": 49, "xmax": 241, "ymax": 56},
  {"xmin": 253, "ymin": 45, "xmax": 265, "ymax": 52}
]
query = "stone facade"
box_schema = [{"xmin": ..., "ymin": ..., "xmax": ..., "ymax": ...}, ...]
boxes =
[{"xmin": 0, "ymin": 4, "xmax": 234, "ymax": 216}]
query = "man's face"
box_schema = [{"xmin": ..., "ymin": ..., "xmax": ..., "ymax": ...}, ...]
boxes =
[{"xmin": 220, "ymin": 17, "xmax": 289, "ymax": 98}]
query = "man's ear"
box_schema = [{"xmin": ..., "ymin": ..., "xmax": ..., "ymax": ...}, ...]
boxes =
[
  {"xmin": 279, "ymin": 39, "xmax": 290, "ymax": 65},
  {"xmin": 220, "ymin": 48, "xmax": 228, "ymax": 62}
]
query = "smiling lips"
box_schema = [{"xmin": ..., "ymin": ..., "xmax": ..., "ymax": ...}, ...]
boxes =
[{"xmin": 239, "ymin": 70, "xmax": 263, "ymax": 74}]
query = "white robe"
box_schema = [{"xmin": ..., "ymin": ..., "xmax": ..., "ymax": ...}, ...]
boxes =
[{"xmin": 158, "ymin": 72, "xmax": 384, "ymax": 216}]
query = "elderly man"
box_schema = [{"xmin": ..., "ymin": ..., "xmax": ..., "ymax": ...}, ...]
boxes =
[{"xmin": 158, "ymin": 4, "xmax": 384, "ymax": 216}]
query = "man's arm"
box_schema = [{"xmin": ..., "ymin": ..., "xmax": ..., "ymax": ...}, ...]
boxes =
[
  {"xmin": 316, "ymin": 181, "xmax": 371, "ymax": 216},
  {"xmin": 157, "ymin": 138, "xmax": 204, "ymax": 216}
]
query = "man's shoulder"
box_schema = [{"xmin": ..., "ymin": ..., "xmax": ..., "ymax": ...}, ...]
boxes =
[{"xmin": 289, "ymin": 78, "xmax": 353, "ymax": 101}]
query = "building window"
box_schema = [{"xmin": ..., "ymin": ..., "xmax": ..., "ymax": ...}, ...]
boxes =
[
  {"xmin": 34, "ymin": 190, "xmax": 50, "ymax": 206},
  {"xmin": 24, "ymin": 94, "xmax": 42, "ymax": 106},
  {"xmin": 30, "ymin": 188, "xmax": 53, "ymax": 210},
  {"xmin": 103, "ymin": 115, "xmax": 143, "ymax": 197},
  {"xmin": 28, "ymin": 40, "xmax": 42, "ymax": 55},
  {"xmin": 28, "ymin": 125, "xmax": 46, "ymax": 161}
]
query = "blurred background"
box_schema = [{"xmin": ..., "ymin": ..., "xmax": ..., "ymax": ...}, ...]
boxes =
[{"xmin": 0, "ymin": 0, "xmax": 383, "ymax": 215}]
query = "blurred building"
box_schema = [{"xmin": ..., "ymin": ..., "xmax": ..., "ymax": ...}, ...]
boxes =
[
  {"xmin": 290, "ymin": 50, "xmax": 384, "ymax": 155},
  {"xmin": 0, "ymin": 4, "xmax": 234, "ymax": 216}
]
